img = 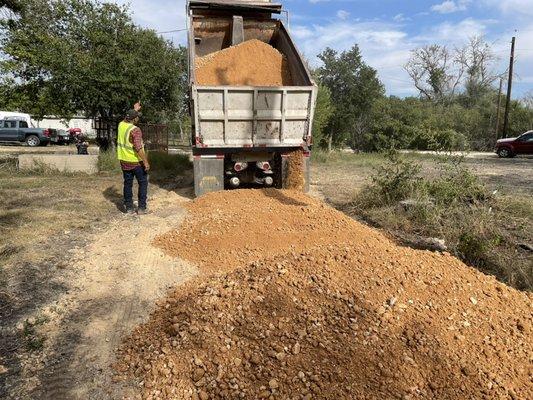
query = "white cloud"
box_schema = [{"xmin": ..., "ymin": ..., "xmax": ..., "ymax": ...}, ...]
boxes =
[
  {"xmin": 112, "ymin": 0, "xmax": 187, "ymax": 44},
  {"xmin": 289, "ymin": 21, "xmax": 415, "ymax": 94},
  {"xmin": 337, "ymin": 10, "xmax": 350, "ymax": 20},
  {"xmin": 393, "ymin": 14, "xmax": 410, "ymax": 22},
  {"xmin": 431, "ymin": 0, "xmax": 470, "ymax": 14},
  {"xmin": 484, "ymin": 0, "xmax": 533, "ymax": 16},
  {"xmin": 415, "ymin": 18, "xmax": 487, "ymax": 42}
]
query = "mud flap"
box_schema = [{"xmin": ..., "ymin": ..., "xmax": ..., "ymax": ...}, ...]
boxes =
[{"xmin": 194, "ymin": 156, "xmax": 224, "ymax": 197}]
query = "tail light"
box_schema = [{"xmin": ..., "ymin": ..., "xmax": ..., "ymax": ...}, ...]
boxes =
[{"xmin": 234, "ymin": 162, "xmax": 248, "ymax": 172}]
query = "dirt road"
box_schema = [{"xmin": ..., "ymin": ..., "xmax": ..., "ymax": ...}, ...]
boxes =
[
  {"xmin": 312, "ymin": 152, "xmax": 533, "ymax": 206},
  {"xmin": 1, "ymin": 185, "xmax": 196, "ymax": 399}
]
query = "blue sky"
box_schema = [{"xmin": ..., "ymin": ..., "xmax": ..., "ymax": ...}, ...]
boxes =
[{"xmin": 113, "ymin": 0, "xmax": 533, "ymax": 98}]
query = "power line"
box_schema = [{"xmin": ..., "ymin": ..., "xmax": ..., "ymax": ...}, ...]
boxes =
[{"xmin": 157, "ymin": 28, "xmax": 187, "ymax": 34}]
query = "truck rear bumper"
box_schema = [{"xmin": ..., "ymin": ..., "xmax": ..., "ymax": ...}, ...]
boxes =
[{"xmin": 193, "ymin": 149, "xmax": 310, "ymax": 197}]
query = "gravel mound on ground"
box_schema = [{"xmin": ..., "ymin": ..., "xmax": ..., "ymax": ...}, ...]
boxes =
[
  {"xmin": 195, "ymin": 39, "xmax": 293, "ymax": 86},
  {"xmin": 115, "ymin": 190, "xmax": 532, "ymax": 400}
]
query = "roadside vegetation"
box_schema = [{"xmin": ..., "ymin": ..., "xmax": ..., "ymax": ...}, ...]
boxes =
[
  {"xmin": 311, "ymin": 38, "xmax": 533, "ymax": 153},
  {"xmin": 350, "ymin": 151, "xmax": 532, "ymax": 291}
]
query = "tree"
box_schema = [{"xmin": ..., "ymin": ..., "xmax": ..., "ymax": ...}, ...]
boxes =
[
  {"xmin": 0, "ymin": 0, "xmax": 187, "ymax": 121},
  {"xmin": 405, "ymin": 45, "xmax": 463, "ymax": 103},
  {"xmin": 311, "ymin": 84, "xmax": 334, "ymax": 149},
  {"xmin": 0, "ymin": 0, "xmax": 23, "ymax": 13},
  {"xmin": 456, "ymin": 36, "xmax": 498, "ymax": 106},
  {"xmin": 523, "ymin": 90, "xmax": 533, "ymax": 110},
  {"xmin": 316, "ymin": 45, "xmax": 384, "ymax": 150}
]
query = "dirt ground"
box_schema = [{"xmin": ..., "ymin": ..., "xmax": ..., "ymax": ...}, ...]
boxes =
[
  {"xmin": 311, "ymin": 152, "xmax": 533, "ymax": 206},
  {"xmin": 0, "ymin": 155, "xmax": 196, "ymax": 399},
  {"xmin": 0, "ymin": 147, "xmax": 531, "ymax": 399}
]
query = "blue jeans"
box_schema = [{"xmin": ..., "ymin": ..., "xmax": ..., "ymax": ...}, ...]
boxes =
[{"xmin": 123, "ymin": 166, "xmax": 148, "ymax": 209}]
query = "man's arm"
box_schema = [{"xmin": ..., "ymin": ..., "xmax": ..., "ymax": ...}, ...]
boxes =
[
  {"xmin": 130, "ymin": 127, "xmax": 150, "ymax": 171},
  {"xmin": 136, "ymin": 147, "xmax": 150, "ymax": 171}
]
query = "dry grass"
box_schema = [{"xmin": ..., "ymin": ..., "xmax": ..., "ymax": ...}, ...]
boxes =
[
  {"xmin": 349, "ymin": 153, "xmax": 533, "ymax": 291},
  {"xmin": 0, "ymin": 165, "xmax": 121, "ymax": 268}
]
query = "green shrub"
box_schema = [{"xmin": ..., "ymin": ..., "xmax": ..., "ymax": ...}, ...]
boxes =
[
  {"xmin": 427, "ymin": 160, "xmax": 489, "ymax": 206},
  {"xmin": 98, "ymin": 149, "xmax": 121, "ymax": 173},
  {"xmin": 366, "ymin": 150, "xmax": 421, "ymax": 205}
]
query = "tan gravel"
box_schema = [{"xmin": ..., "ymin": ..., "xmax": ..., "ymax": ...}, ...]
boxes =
[
  {"xmin": 115, "ymin": 189, "xmax": 532, "ymax": 400},
  {"xmin": 195, "ymin": 39, "xmax": 293, "ymax": 86}
]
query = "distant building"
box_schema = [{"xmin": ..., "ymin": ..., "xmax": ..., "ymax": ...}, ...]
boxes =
[{"xmin": 31, "ymin": 116, "xmax": 96, "ymax": 138}]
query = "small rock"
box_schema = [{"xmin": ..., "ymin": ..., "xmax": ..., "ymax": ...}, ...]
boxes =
[
  {"xmin": 269, "ymin": 379, "xmax": 279, "ymax": 390},
  {"xmin": 234, "ymin": 357, "xmax": 242, "ymax": 367},
  {"xmin": 198, "ymin": 390, "xmax": 209, "ymax": 400},
  {"xmin": 193, "ymin": 367, "xmax": 205, "ymax": 382},
  {"xmin": 293, "ymin": 342, "xmax": 301, "ymax": 355},
  {"xmin": 469, "ymin": 297, "xmax": 477, "ymax": 305},
  {"xmin": 170, "ymin": 323, "xmax": 180, "ymax": 335},
  {"xmin": 194, "ymin": 356, "xmax": 203, "ymax": 366}
]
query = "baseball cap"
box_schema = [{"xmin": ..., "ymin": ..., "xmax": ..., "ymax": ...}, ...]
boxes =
[{"xmin": 125, "ymin": 110, "xmax": 140, "ymax": 120}]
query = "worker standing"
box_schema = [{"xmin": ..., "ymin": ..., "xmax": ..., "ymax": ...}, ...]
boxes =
[{"xmin": 117, "ymin": 102, "xmax": 150, "ymax": 215}]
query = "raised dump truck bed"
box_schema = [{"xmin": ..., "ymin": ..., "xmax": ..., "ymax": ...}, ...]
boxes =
[{"xmin": 188, "ymin": 0, "xmax": 316, "ymax": 196}]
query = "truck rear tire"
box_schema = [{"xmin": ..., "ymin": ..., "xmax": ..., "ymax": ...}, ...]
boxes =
[{"xmin": 25, "ymin": 135, "xmax": 40, "ymax": 147}]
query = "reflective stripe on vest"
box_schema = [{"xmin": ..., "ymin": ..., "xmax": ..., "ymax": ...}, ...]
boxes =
[{"xmin": 116, "ymin": 121, "xmax": 142, "ymax": 162}]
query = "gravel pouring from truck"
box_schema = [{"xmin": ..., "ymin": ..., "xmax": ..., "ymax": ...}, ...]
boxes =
[{"xmin": 188, "ymin": 0, "xmax": 317, "ymax": 196}]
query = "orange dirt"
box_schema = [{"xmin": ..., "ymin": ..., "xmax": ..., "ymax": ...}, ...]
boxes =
[
  {"xmin": 115, "ymin": 190, "xmax": 532, "ymax": 400},
  {"xmin": 195, "ymin": 39, "xmax": 293, "ymax": 86},
  {"xmin": 285, "ymin": 150, "xmax": 305, "ymax": 191}
]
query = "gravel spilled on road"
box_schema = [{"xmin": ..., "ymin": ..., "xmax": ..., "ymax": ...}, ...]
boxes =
[{"xmin": 115, "ymin": 189, "xmax": 532, "ymax": 400}]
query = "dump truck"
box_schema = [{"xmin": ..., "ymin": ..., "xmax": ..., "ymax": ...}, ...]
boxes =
[{"xmin": 187, "ymin": 0, "xmax": 317, "ymax": 196}]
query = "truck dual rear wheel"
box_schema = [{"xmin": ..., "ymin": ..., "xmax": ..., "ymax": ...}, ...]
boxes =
[{"xmin": 25, "ymin": 135, "xmax": 41, "ymax": 147}]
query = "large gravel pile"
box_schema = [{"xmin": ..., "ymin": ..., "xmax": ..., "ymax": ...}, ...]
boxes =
[
  {"xmin": 115, "ymin": 190, "xmax": 532, "ymax": 400},
  {"xmin": 195, "ymin": 39, "xmax": 293, "ymax": 86}
]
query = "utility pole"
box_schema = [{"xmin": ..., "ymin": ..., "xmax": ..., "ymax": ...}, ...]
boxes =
[
  {"xmin": 495, "ymin": 77, "xmax": 503, "ymax": 139},
  {"xmin": 502, "ymin": 36, "xmax": 515, "ymax": 138}
]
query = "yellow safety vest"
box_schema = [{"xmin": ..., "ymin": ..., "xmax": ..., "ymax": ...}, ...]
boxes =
[{"xmin": 116, "ymin": 121, "xmax": 143, "ymax": 162}]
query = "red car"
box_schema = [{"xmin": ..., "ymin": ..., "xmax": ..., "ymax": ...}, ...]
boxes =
[{"xmin": 495, "ymin": 131, "xmax": 533, "ymax": 158}]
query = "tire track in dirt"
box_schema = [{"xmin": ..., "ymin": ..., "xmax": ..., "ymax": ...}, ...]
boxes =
[{"xmin": 8, "ymin": 187, "xmax": 197, "ymax": 399}]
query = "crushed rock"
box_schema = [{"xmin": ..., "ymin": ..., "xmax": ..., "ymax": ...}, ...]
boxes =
[
  {"xmin": 115, "ymin": 189, "xmax": 532, "ymax": 399},
  {"xmin": 285, "ymin": 150, "xmax": 304, "ymax": 191},
  {"xmin": 195, "ymin": 39, "xmax": 293, "ymax": 86}
]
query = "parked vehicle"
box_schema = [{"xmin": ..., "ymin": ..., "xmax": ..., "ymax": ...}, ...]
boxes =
[
  {"xmin": 495, "ymin": 131, "xmax": 533, "ymax": 158},
  {"xmin": 50, "ymin": 129, "xmax": 72, "ymax": 145},
  {"xmin": 187, "ymin": 0, "xmax": 316, "ymax": 197},
  {"xmin": 0, "ymin": 119, "xmax": 51, "ymax": 146},
  {"xmin": 0, "ymin": 111, "xmax": 33, "ymax": 127}
]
